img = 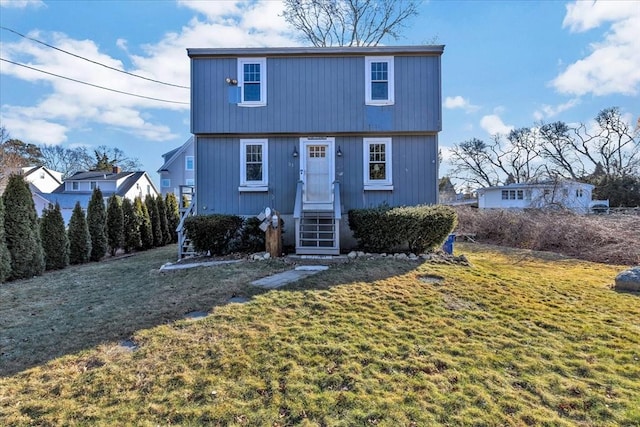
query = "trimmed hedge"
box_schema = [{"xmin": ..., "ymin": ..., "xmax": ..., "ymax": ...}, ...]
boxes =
[
  {"xmin": 348, "ymin": 204, "xmax": 457, "ymax": 253},
  {"xmin": 184, "ymin": 214, "xmax": 245, "ymax": 255}
]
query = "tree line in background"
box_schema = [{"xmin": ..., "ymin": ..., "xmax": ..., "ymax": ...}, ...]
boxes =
[
  {"xmin": 448, "ymin": 107, "xmax": 640, "ymax": 207},
  {"xmin": 0, "ymin": 125, "xmax": 141, "ymax": 188},
  {"xmin": 0, "ymin": 174, "xmax": 179, "ymax": 283}
]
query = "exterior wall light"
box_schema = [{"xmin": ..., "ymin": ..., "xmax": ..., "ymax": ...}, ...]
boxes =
[
  {"xmin": 292, "ymin": 146, "xmax": 298, "ymax": 157},
  {"xmin": 337, "ymin": 146, "xmax": 343, "ymax": 157},
  {"xmin": 225, "ymin": 77, "xmax": 238, "ymax": 85}
]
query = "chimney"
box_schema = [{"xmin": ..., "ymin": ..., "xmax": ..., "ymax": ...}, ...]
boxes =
[{"xmin": 112, "ymin": 166, "xmax": 121, "ymax": 174}]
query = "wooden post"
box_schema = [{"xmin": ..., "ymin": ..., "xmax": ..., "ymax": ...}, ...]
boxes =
[{"xmin": 265, "ymin": 209, "xmax": 282, "ymax": 258}]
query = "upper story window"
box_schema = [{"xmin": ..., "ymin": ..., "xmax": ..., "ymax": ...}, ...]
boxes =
[
  {"xmin": 161, "ymin": 178, "xmax": 171, "ymax": 188},
  {"xmin": 240, "ymin": 139, "xmax": 268, "ymax": 191},
  {"xmin": 363, "ymin": 138, "xmax": 393, "ymax": 190},
  {"xmin": 365, "ymin": 56, "xmax": 394, "ymax": 106},
  {"xmin": 238, "ymin": 58, "xmax": 267, "ymax": 107},
  {"xmin": 185, "ymin": 156, "xmax": 194, "ymax": 171},
  {"xmin": 185, "ymin": 178, "xmax": 195, "ymax": 186}
]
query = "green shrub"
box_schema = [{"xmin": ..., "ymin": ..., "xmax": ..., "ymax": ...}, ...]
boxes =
[
  {"xmin": 183, "ymin": 214, "xmax": 244, "ymax": 255},
  {"xmin": 106, "ymin": 195, "xmax": 124, "ymax": 256},
  {"xmin": 156, "ymin": 195, "xmax": 171, "ymax": 245},
  {"xmin": 122, "ymin": 198, "xmax": 141, "ymax": 254},
  {"xmin": 348, "ymin": 204, "xmax": 457, "ymax": 253},
  {"xmin": 145, "ymin": 196, "xmax": 162, "ymax": 248},
  {"xmin": 230, "ymin": 217, "xmax": 268, "ymax": 253},
  {"xmin": 87, "ymin": 187, "xmax": 107, "ymax": 261},
  {"xmin": 68, "ymin": 202, "xmax": 91, "ymax": 265},
  {"xmin": 165, "ymin": 193, "xmax": 180, "ymax": 243},
  {"xmin": 135, "ymin": 197, "xmax": 153, "ymax": 250},
  {"xmin": 0, "ymin": 197, "xmax": 12, "ymax": 282},
  {"xmin": 40, "ymin": 203, "xmax": 69, "ymax": 270}
]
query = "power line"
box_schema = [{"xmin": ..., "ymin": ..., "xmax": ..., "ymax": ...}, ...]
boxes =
[
  {"xmin": 1, "ymin": 25, "xmax": 190, "ymax": 90},
  {"xmin": 0, "ymin": 58, "xmax": 190, "ymax": 105}
]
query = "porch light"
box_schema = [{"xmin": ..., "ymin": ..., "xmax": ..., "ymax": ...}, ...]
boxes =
[
  {"xmin": 337, "ymin": 146, "xmax": 343, "ymax": 157},
  {"xmin": 292, "ymin": 146, "xmax": 298, "ymax": 157},
  {"xmin": 225, "ymin": 77, "xmax": 238, "ymax": 85}
]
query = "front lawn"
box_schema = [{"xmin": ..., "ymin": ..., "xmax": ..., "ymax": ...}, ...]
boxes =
[{"xmin": 1, "ymin": 244, "xmax": 639, "ymax": 426}]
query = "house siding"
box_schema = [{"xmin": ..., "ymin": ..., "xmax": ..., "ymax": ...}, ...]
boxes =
[
  {"xmin": 196, "ymin": 135, "xmax": 438, "ymax": 216},
  {"xmin": 191, "ymin": 54, "xmax": 441, "ymax": 135}
]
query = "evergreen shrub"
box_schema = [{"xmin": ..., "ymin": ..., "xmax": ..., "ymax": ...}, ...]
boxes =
[
  {"xmin": 106, "ymin": 195, "xmax": 124, "ymax": 256},
  {"xmin": 87, "ymin": 187, "xmax": 107, "ymax": 261},
  {"xmin": 40, "ymin": 203, "xmax": 69, "ymax": 270},
  {"xmin": 122, "ymin": 198, "xmax": 141, "ymax": 253},
  {"xmin": 68, "ymin": 202, "xmax": 91, "ymax": 264},
  {"xmin": 183, "ymin": 214, "xmax": 244, "ymax": 255},
  {"xmin": 0, "ymin": 197, "xmax": 12, "ymax": 282},
  {"xmin": 348, "ymin": 204, "xmax": 457, "ymax": 253}
]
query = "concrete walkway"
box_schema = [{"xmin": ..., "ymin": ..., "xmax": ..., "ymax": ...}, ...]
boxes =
[
  {"xmin": 251, "ymin": 265, "xmax": 328, "ymax": 289},
  {"xmin": 159, "ymin": 259, "xmax": 242, "ymax": 271}
]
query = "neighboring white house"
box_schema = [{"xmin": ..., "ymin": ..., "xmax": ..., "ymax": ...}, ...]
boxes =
[
  {"xmin": 22, "ymin": 166, "xmax": 63, "ymax": 193},
  {"xmin": 157, "ymin": 137, "xmax": 194, "ymax": 197},
  {"xmin": 38, "ymin": 168, "xmax": 160, "ymax": 224},
  {"xmin": 477, "ymin": 181, "xmax": 607, "ymax": 214}
]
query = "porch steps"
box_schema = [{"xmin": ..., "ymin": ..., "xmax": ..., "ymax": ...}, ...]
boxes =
[{"xmin": 296, "ymin": 211, "xmax": 339, "ymax": 255}]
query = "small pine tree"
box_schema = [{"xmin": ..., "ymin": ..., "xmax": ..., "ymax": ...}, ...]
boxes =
[
  {"xmin": 0, "ymin": 197, "xmax": 12, "ymax": 282},
  {"xmin": 87, "ymin": 187, "xmax": 107, "ymax": 261},
  {"xmin": 40, "ymin": 203, "xmax": 69, "ymax": 270},
  {"xmin": 122, "ymin": 197, "xmax": 141, "ymax": 253},
  {"xmin": 68, "ymin": 202, "xmax": 91, "ymax": 264},
  {"xmin": 156, "ymin": 195, "xmax": 171, "ymax": 245},
  {"xmin": 165, "ymin": 193, "xmax": 180, "ymax": 243},
  {"xmin": 135, "ymin": 197, "xmax": 153, "ymax": 250},
  {"xmin": 106, "ymin": 194, "xmax": 124, "ymax": 256},
  {"xmin": 146, "ymin": 195, "xmax": 163, "ymax": 247},
  {"xmin": 3, "ymin": 174, "xmax": 44, "ymax": 280}
]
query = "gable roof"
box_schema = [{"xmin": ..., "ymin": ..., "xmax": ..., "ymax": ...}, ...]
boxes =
[
  {"xmin": 52, "ymin": 171, "xmax": 159, "ymax": 196},
  {"xmin": 65, "ymin": 170, "xmax": 134, "ymax": 182},
  {"xmin": 157, "ymin": 136, "xmax": 193, "ymax": 172},
  {"xmin": 21, "ymin": 165, "xmax": 63, "ymax": 185}
]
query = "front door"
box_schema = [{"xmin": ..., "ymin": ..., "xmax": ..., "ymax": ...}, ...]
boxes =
[{"xmin": 300, "ymin": 138, "xmax": 334, "ymax": 207}]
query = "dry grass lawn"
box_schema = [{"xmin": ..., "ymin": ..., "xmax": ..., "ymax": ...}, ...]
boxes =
[{"xmin": 1, "ymin": 243, "xmax": 639, "ymax": 426}]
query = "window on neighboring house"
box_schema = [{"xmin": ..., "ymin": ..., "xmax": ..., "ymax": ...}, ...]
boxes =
[
  {"xmin": 147, "ymin": 185, "xmax": 151, "ymax": 195},
  {"xmin": 238, "ymin": 58, "xmax": 267, "ymax": 106},
  {"xmin": 185, "ymin": 179, "xmax": 195, "ymax": 186},
  {"xmin": 185, "ymin": 156, "xmax": 194, "ymax": 171},
  {"xmin": 501, "ymin": 190, "xmax": 509, "ymax": 200},
  {"xmin": 363, "ymin": 138, "xmax": 393, "ymax": 190},
  {"xmin": 90, "ymin": 181, "xmax": 97, "ymax": 190},
  {"xmin": 365, "ymin": 56, "xmax": 394, "ymax": 105},
  {"xmin": 576, "ymin": 188, "xmax": 583, "ymax": 197},
  {"xmin": 72, "ymin": 182, "xmax": 79, "ymax": 190},
  {"xmin": 240, "ymin": 139, "xmax": 268, "ymax": 190},
  {"xmin": 161, "ymin": 178, "xmax": 171, "ymax": 188},
  {"xmin": 502, "ymin": 189, "xmax": 524, "ymax": 200}
]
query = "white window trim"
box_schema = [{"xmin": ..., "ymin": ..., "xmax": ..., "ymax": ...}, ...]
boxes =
[
  {"xmin": 363, "ymin": 137, "xmax": 393, "ymax": 190},
  {"xmin": 238, "ymin": 57, "xmax": 267, "ymax": 107},
  {"xmin": 185, "ymin": 178, "xmax": 195, "ymax": 186},
  {"xmin": 185, "ymin": 156, "xmax": 194, "ymax": 171},
  {"xmin": 161, "ymin": 178, "xmax": 171, "ymax": 188},
  {"xmin": 365, "ymin": 56, "xmax": 394, "ymax": 106},
  {"xmin": 239, "ymin": 139, "xmax": 268, "ymax": 191}
]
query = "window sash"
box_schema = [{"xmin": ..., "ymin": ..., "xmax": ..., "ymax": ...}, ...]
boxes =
[
  {"xmin": 161, "ymin": 179, "xmax": 171, "ymax": 188},
  {"xmin": 185, "ymin": 156, "xmax": 194, "ymax": 171},
  {"xmin": 365, "ymin": 56, "xmax": 394, "ymax": 105},
  {"xmin": 238, "ymin": 58, "xmax": 266, "ymax": 106},
  {"xmin": 240, "ymin": 139, "xmax": 268, "ymax": 187},
  {"xmin": 363, "ymin": 138, "xmax": 392, "ymax": 187}
]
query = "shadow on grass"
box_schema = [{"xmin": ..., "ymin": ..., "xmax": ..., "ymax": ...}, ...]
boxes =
[{"xmin": 0, "ymin": 246, "xmax": 421, "ymax": 377}]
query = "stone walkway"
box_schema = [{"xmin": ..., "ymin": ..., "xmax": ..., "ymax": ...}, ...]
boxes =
[
  {"xmin": 251, "ymin": 265, "xmax": 329, "ymax": 289},
  {"xmin": 159, "ymin": 259, "xmax": 242, "ymax": 271}
]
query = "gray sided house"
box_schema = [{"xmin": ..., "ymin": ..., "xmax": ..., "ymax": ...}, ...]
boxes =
[
  {"xmin": 157, "ymin": 136, "xmax": 195, "ymax": 197},
  {"xmin": 188, "ymin": 46, "xmax": 444, "ymax": 255}
]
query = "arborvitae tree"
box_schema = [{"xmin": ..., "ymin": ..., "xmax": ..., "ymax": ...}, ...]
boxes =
[
  {"xmin": 39, "ymin": 202, "xmax": 69, "ymax": 270},
  {"xmin": 165, "ymin": 193, "xmax": 180, "ymax": 243},
  {"xmin": 0, "ymin": 196, "xmax": 12, "ymax": 282},
  {"xmin": 122, "ymin": 197, "xmax": 141, "ymax": 253},
  {"xmin": 146, "ymin": 195, "xmax": 162, "ymax": 247},
  {"xmin": 156, "ymin": 195, "xmax": 171, "ymax": 245},
  {"xmin": 2, "ymin": 174, "xmax": 44, "ymax": 280},
  {"xmin": 135, "ymin": 197, "xmax": 153, "ymax": 250},
  {"xmin": 87, "ymin": 187, "xmax": 107, "ymax": 261},
  {"xmin": 68, "ymin": 202, "xmax": 91, "ymax": 264},
  {"xmin": 106, "ymin": 194, "xmax": 124, "ymax": 256}
]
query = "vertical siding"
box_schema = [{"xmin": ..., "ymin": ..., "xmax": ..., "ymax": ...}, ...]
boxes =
[{"xmin": 192, "ymin": 54, "xmax": 441, "ymax": 134}]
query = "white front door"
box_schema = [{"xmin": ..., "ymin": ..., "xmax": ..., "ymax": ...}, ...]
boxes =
[{"xmin": 300, "ymin": 138, "xmax": 334, "ymax": 206}]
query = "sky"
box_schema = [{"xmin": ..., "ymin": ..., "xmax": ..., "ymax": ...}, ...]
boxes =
[{"xmin": 0, "ymin": 0, "xmax": 638, "ymax": 187}]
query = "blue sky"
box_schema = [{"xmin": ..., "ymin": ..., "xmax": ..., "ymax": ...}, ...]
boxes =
[{"xmin": 1, "ymin": 0, "xmax": 638, "ymax": 187}]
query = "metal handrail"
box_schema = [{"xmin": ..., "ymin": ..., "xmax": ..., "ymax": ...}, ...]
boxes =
[
  {"xmin": 333, "ymin": 181, "xmax": 341, "ymax": 220},
  {"xmin": 293, "ymin": 180, "xmax": 303, "ymax": 219}
]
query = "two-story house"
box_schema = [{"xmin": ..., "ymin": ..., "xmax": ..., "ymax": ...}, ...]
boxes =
[
  {"xmin": 187, "ymin": 46, "xmax": 444, "ymax": 255},
  {"xmin": 157, "ymin": 136, "xmax": 195, "ymax": 197}
]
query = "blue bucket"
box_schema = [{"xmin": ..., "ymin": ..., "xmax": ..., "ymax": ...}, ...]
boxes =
[{"xmin": 442, "ymin": 234, "xmax": 455, "ymax": 255}]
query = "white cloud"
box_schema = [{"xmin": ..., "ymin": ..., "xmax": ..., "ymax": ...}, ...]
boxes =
[
  {"xmin": 552, "ymin": 1, "xmax": 640, "ymax": 96},
  {"xmin": 444, "ymin": 96, "xmax": 480, "ymax": 113},
  {"xmin": 1, "ymin": 110, "xmax": 68, "ymax": 145},
  {"xmin": 480, "ymin": 114, "xmax": 514, "ymax": 136},
  {"xmin": 0, "ymin": 1, "xmax": 298, "ymax": 146},
  {"xmin": 0, "ymin": 0, "xmax": 44, "ymax": 9},
  {"xmin": 533, "ymin": 98, "xmax": 581, "ymax": 121}
]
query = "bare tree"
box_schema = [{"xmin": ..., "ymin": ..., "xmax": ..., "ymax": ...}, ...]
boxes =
[
  {"xmin": 39, "ymin": 145, "xmax": 93, "ymax": 179},
  {"xmin": 537, "ymin": 121, "xmax": 585, "ymax": 180},
  {"xmin": 283, "ymin": 0, "xmax": 420, "ymax": 47},
  {"xmin": 449, "ymin": 138, "xmax": 501, "ymax": 188}
]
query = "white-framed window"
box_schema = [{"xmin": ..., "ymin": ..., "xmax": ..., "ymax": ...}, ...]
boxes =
[
  {"xmin": 90, "ymin": 181, "xmax": 97, "ymax": 190},
  {"xmin": 240, "ymin": 139, "xmax": 268, "ymax": 191},
  {"xmin": 72, "ymin": 182, "xmax": 79, "ymax": 190},
  {"xmin": 238, "ymin": 58, "xmax": 267, "ymax": 107},
  {"xmin": 501, "ymin": 190, "xmax": 524, "ymax": 200},
  {"xmin": 363, "ymin": 138, "xmax": 393, "ymax": 190},
  {"xmin": 365, "ymin": 56, "xmax": 394, "ymax": 105},
  {"xmin": 161, "ymin": 178, "xmax": 171, "ymax": 188},
  {"xmin": 185, "ymin": 179, "xmax": 195, "ymax": 186},
  {"xmin": 185, "ymin": 156, "xmax": 194, "ymax": 171}
]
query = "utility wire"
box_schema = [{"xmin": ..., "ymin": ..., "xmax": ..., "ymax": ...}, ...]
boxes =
[
  {"xmin": 1, "ymin": 25, "xmax": 190, "ymax": 89},
  {"xmin": 0, "ymin": 58, "xmax": 190, "ymax": 105}
]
